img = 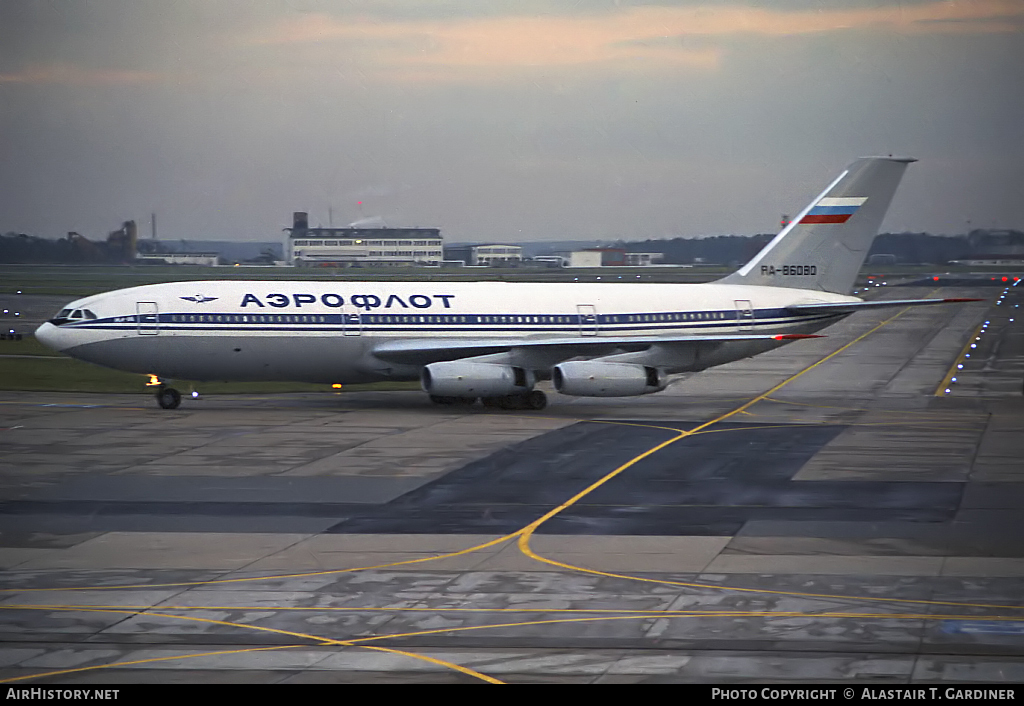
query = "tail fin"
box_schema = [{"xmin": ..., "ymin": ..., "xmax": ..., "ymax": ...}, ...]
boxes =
[{"xmin": 718, "ymin": 156, "xmax": 915, "ymax": 294}]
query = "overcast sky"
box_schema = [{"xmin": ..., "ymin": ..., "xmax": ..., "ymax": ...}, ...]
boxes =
[{"xmin": 1, "ymin": 0, "xmax": 1022, "ymax": 244}]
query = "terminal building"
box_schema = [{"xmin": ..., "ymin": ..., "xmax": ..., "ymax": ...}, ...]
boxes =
[
  {"xmin": 286, "ymin": 212, "xmax": 443, "ymax": 266},
  {"xmin": 443, "ymin": 243, "xmax": 523, "ymax": 267}
]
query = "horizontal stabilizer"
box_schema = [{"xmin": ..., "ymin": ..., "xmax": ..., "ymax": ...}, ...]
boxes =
[
  {"xmin": 373, "ymin": 333, "xmax": 823, "ymax": 364},
  {"xmin": 786, "ymin": 298, "xmax": 983, "ymax": 315}
]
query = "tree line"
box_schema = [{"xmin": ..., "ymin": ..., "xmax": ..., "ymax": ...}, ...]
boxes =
[{"xmin": 620, "ymin": 232, "xmax": 992, "ymax": 266}]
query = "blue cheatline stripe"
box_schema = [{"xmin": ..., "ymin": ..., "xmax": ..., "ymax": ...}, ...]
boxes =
[
  {"xmin": 81, "ymin": 306, "xmax": 812, "ymax": 326},
  {"xmin": 68, "ymin": 312, "xmax": 838, "ymax": 336},
  {"xmin": 807, "ymin": 205, "xmax": 860, "ymax": 215},
  {"xmin": 74, "ymin": 310, "xmax": 836, "ymax": 327}
]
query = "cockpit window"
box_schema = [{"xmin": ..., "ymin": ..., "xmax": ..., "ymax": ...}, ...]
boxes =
[
  {"xmin": 70, "ymin": 310, "xmax": 84, "ymax": 319},
  {"xmin": 57, "ymin": 309, "xmax": 72, "ymax": 318},
  {"xmin": 83, "ymin": 310, "xmax": 97, "ymax": 319}
]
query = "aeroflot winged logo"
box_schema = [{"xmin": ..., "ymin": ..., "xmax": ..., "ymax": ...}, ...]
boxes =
[
  {"xmin": 180, "ymin": 294, "xmax": 218, "ymax": 303},
  {"xmin": 800, "ymin": 197, "xmax": 867, "ymax": 225}
]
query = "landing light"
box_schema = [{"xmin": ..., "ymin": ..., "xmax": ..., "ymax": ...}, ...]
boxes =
[
  {"xmin": 332, "ymin": 383, "xmax": 343, "ymax": 389},
  {"xmin": 146, "ymin": 375, "xmax": 161, "ymax": 387},
  {"xmin": 191, "ymin": 391, "xmax": 199, "ymax": 398}
]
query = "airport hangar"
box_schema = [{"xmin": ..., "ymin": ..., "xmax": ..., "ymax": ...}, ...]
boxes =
[{"xmin": 0, "ymin": 276, "xmax": 1023, "ymax": 683}]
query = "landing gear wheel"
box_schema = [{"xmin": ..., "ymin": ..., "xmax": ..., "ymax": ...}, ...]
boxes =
[
  {"xmin": 525, "ymin": 390, "xmax": 547, "ymax": 410},
  {"xmin": 157, "ymin": 387, "xmax": 181, "ymax": 410}
]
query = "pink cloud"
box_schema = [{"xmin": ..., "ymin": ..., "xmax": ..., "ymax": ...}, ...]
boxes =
[{"xmin": 243, "ymin": 0, "xmax": 1023, "ymax": 78}]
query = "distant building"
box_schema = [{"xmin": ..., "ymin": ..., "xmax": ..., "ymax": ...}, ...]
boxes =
[
  {"xmin": 287, "ymin": 212, "xmax": 443, "ymax": 266},
  {"xmin": 624, "ymin": 252, "xmax": 665, "ymax": 266},
  {"xmin": 444, "ymin": 243, "xmax": 522, "ymax": 266},
  {"xmin": 586, "ymin": 248, "xmax": 626, "ymax": 266},
  {"xmin": 136, "ymin": 252, "xmax": 220, "ymax": 266},
  {"xmin": 566, "ymin": 250, "xmax": 603, "ymax": 268},
  {"xmin": 964, "ymin": 229, "xmax": 1024, "ymax": 263},
  {"xmin": 561, "ymin": 248, "xmax": 664, "ymax": 267},
  {"xmin": 529, "ymin": 255, "xmax": 567, "ymax": 268},
  {"xmin": 867, "ymin": 253, "xmax": 897, "ymax": 265}
]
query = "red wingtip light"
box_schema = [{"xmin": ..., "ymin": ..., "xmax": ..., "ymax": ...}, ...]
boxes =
[
  {"xmin": 774, "ymin": 334, "xmax": 825, "ymax": 340},
  {"xmin": 933, "ymin": 276, "xmax": 940, "ymax": 281}
]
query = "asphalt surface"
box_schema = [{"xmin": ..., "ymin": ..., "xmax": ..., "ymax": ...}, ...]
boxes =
[{"xmin": 1, "ymin": 284, "xmax": 1023, "ymax": 683}]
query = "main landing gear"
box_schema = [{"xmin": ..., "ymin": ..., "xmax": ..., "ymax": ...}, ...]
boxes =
[{"xmin": 432, "ymin": 391, "xmax": 547, "ymax": 411}]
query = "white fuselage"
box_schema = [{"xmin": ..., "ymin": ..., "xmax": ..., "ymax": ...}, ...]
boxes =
[{"xmin": 35, "ymin": 280, "xmax": 854, "ymax": 384}]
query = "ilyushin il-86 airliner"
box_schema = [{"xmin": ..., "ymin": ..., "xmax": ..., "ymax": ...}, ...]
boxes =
[{"xmin": 36, "ymin": 157, "xmax": 976, "ymax": 410}]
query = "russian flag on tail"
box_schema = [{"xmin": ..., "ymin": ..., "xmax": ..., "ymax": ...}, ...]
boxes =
[{"xmin": 800, "ymin": 197, "xmax": 867, "ymax": 224}]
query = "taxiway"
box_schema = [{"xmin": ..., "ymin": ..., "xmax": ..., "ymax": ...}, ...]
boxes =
[{"xmin": 1, "ymin": 285, "xmax": 1022, "ymax": 683}]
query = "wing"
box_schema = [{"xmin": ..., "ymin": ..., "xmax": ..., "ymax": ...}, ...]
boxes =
[
  {"xmin": 372, "ymin": 332, "xmax": 820, "ymax": 366},
  {"xmin": 786, "ymin": 297, "xmax": 982, "ymax": 315}
]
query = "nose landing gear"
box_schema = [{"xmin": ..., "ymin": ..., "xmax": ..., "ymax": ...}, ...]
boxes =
[
  {"xmin": 156, "ymin": 386, "xmax": 182, "ymax": 410},
  {"xmin": 147, "ymin": 376, "xmax": 182, "ymax": 410}
]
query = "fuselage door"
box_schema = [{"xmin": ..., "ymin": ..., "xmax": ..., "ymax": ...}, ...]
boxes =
[
  {"xmin": 343, "ymin": 311, "xmax": 362, "ymax": 336},
  {"xmin": 577, "ymin": 304, "xmax": 598, "ymax": 336},
  {"xmin": 735, "ymin": 300, "xmax": 755, "ymax": 332},
  {"xmin": 136, "ymin": 301, "xmax": 159, "ymax": 335}
]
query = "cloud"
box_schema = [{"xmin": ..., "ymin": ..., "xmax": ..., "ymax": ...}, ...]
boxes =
[{"xmin": 240, "ymin": 0, "xmax": 1023, "ymax": 82}]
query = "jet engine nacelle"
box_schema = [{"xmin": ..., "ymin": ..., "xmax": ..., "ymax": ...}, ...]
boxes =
[
  {"xmin": 422, "ymin": 361, "xmax": 535, "ymax": 398},
  {"xmin": 553, "ymin": 361, "xmax": 667, "ymax": 397}
]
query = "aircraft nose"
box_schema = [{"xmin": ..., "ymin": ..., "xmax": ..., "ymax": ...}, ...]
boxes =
[{"xmin": 35, "ymin": 322, "xmax": 65, "ymax": 352}]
